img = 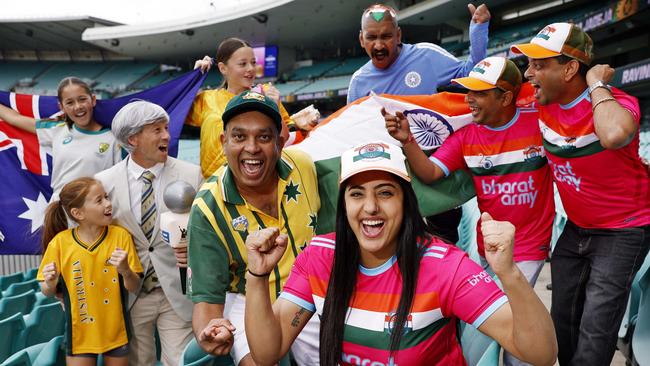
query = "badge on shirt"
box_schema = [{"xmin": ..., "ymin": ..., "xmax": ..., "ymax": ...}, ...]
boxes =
[
  {"xmin": 404, "ymin": 71, "xmax": 422, "ymax": 88},
  {"xmin": 63, "ymin": 136, "xmax": 73, "ymax": 145},
  {"xmin": 524, "ymin": 145, "xmax": 543, "ymax": 163},
  {"xmin": 98, "ymin": 142, "xmax": 109, "ymax": 154},
  {"xmin": 231, "ymin": 215, "xmax": 249, "ymax": 232},
  {"xmin": 384, "ymin": 313, "xmax": 413, "ymax": 334}
]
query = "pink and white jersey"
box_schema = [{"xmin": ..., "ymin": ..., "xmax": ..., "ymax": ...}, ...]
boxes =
[
  {"xmin": 538, "ymin": 87, "xmax": 650, "ymax": 228},
  {"xmin": 431, "ymin": 108, "xmax": 554, "ymax": 261},
  {"xmin": 280, "ymin": 233, "xmax": 507, "ymax": 366}
]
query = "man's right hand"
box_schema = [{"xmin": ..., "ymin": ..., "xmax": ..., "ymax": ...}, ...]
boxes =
[
  {"xmin": 198, "ymin": 318, "xmax": 236, "ymax": 356},
  {"xmin": 468, "ymin": 4, "xmax": 491, "ymax": 24},
  {"xmin": 382, "ymin": 108, "xmax": 412, "ymax": 144},
  {"xmin": 245, "ymin": 227, "xmax": 288, "ymax": 276},
  {"xmin": 194, "ymin": 56, "xmax": 213, "ymax": 73}
]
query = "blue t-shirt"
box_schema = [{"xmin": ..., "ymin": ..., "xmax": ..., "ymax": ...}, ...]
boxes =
[{"xmin": 347, "ymin": 22, "xmax": 489, "ymax": 103}]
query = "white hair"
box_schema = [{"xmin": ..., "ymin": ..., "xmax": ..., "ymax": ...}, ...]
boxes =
[{"xmin": 111, "ymin": 100, "xmax": 169, "ymax": 153}]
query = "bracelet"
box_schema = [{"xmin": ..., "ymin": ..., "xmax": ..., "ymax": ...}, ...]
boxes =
[
  {"xmin": 247, "ymin": 269, "xmax": 271, "ymax": 278},
  {"xmin": 591, "ymin": 97, "xmax": 616, "ymax": 112},
  {"xmin": 404, "ymin": 133, "xmax": 417, "ymax": 145}
]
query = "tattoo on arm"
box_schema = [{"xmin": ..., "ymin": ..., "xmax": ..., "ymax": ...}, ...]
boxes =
[{"xmin": 291, "ymin": 308, "xmax": 306, "ymax": 327}]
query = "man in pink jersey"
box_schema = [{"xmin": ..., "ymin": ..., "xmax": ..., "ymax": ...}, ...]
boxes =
[
  {"xmin": 383, "ymin": 56, "xmax": 554, "ymax": 366},
  {"xmin": 512, "ymin": 23, "xmax": 650, "ymax": 365}
]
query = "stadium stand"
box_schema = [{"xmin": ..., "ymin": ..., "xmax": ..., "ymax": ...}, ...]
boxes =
[
  {"xmin": 94, "ymin": 62, "xmax": 157, "ymax": 92},
  {"xmin": 0, "ymin": 313, "xmax": 25, "ymax": 364},
  {"xmin": 0, "ymin": 273, "xmax": 24, "ymax": 292},
  {"xmin": 288, "ymin": 60, "xmax": 340, "ymax": 81},
  {"xmin": 0, "ymin": 62, "xmax": 51, "ymax": 90}
]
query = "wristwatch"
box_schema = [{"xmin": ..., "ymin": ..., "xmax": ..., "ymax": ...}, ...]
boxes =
[{"xmin": 588, "ymin": 80, "xmax": 611, "ymax": 95}]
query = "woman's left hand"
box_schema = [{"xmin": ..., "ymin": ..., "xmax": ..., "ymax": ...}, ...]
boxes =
[
  {"xmin": 480, "ymin": 212, "xmax": 516, "ymax": 276},
  {"xmin": 263, "ymin": 84, "xmax": 281, "ymax": 106}
]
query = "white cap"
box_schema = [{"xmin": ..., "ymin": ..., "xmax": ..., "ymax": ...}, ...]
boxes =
[{"xmin": 340, "ymin": 142, "xmax": 410, "ymax": 183}]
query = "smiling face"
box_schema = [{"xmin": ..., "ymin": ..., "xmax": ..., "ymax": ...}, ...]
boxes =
[
  {"xmin": 219, "ymin": 46, "xmax": 256, "ymax": 94},
  {"xmin": 465, "ymin": 88, "xmax": 509, "ymax": 126},
  {"xmin": 221, "ymin": 110, "xmax": 283, "ymax": 192},
  {"xmin": 524, "ymin": 57, "xmax": 569, "ymax": 105},
  {"xmin": 58, "ymin": 83, "xmax": 98, "ymax": 130},
  {"xmin": 344, "ymin": 170, "xmax": 404, "ymax": 268},
  {"xmin": 359, "ymin": 16, "xmax": 401, "ymax": 70},
  {"xmin": 70, "ymin": 183, "xmax": 113, "ymax": 226},
  {"xmin": 128, "ymin": 119, "xmax": 170, "ymax": 168}
]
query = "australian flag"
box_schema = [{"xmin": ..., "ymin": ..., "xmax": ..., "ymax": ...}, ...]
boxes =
[{"xmin": 0, "ymin": 70, "xmax": 207, "ymax": 254}]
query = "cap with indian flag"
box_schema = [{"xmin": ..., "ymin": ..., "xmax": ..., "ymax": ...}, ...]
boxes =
[
  {"xmin": 451, "ymin": 56, "xmax": 522, "ymax": 93},
  {"xmin": 510, "ymin": 22, "xmax": 593, "ymax": 65},
  {"xmin": 339, "ymin": 141, "xmax": 411, "ymax": 184}
]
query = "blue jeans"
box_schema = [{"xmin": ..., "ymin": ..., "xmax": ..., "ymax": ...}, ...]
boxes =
[{"xmin": 550, "ymin": 220, "xmax": 650, "ymax": 366}]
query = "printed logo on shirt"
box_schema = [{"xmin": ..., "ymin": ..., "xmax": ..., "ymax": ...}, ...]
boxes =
[
  {"xmin": 562, "ymin": 136, "xmax": 577, "ymax": 150},
  {"xmin": 404, "ymin": 71, "xmax": 422, "ymax": 88},
  {"xmin": 478, "ymin": 154, "xmax": 494, "ymax": 170},
  {"xmin": 63, "ymin": 136, "xmax": 73, "ymax": 145},
  {"xmin": 98, "ymin": 142, "xmax": 109, "ymax": 154},
  {"xmin": 341, "ymin": 353, "xmax": 398, "ymax": 366},
  {"xmin": 468, "ymin": 270, "xmax": 493, "ymax": 287},
  {"xmin": 384, "ymin": 313, "xmax": 413, "ymax": 335},
  {"xmin": 535, "ymin": 25, "xmax": 556, "ymax": 41},
  {"xmin": 523, "ymin": 145, "xmax": 543, "ymax": 163},
  {"xmin": 549, "ymin": 161, "xmax": 582, "ymax": 192},
  {"xmin": 481, "ymin": 176, "xmax": 539, "ymax": 208},
  {"xmin": 231, "ymin": 215, "xmax": 249, "ymax": 232},
  {"xmin": 73, "ymin": 260, "xmax": 94, "ymax": 323}
]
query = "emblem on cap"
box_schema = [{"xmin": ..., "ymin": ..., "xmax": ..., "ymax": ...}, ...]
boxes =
[
  {"xmin": 535, "ymin": 25, "xmax": 556, "ymax": 41},
  {"xmin": 472, "ymin": 60, "xmax": 491, "ymax": 74},
  {"xmin": 353, "ymin": 142, "xmax": 390, "ymax": 162},
  {"xmin": 242, "ymin": 91, "xmax": 266, "ymax": 101}
]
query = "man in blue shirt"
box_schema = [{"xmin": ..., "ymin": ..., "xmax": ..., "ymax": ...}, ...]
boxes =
[
  {"xmin": 347, "ymin": 3, "xmax": 491, "ymax": 103},
  {"xmin": 347, "ymin": 3, "xmax": 491, "ymax": 243}
]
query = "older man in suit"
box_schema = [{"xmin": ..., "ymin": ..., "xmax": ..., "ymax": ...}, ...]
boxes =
[{"xmin": 95, "ymin": 101, "xmax": 203, "ymax": 366}]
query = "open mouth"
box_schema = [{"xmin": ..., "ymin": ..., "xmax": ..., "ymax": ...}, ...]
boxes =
[
  {"xmin": 241, "ymin": 159, "xmax": 264, "ymax": 177},
  {"xmin": 361, "ymin": 219, "xmax": 385, "ymax": 238},
  {"xmin": 104, "ymin": 211, "xmax": 112, "ymax": 218},
  {"xmin": 372, "ymin": 50, "xmax": 388, "ymax": 61},
  {"xmin": 530, "ymin": 82, "xmax": 542, "ymax": 99},
  {"xmin": 158, "ymin": 144, "xmax": 168, "ymax": 153},
  {"xmin": 468, "ymin": 105, "xmax": 480, "ymax": 117}
]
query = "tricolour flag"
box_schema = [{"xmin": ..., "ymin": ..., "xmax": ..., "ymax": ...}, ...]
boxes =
[
  {"xmin": 291, "ymin": 92, "xmax": 477, "ymax": 234},
  {"xmin": 0, "ymin": 70, "xmax": 207, "ymax": 254}
]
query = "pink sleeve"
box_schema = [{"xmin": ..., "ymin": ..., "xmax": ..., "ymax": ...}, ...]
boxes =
[
  {"xmin": 430, "ymin": 128, "xmax": 467, "ymax": 176},
  {"xmin": 279, "ymin": 246, "xmax": 316, "ymax": 312},
  {"xmin": 446, "ymin": 255, "xmax": 507, "ymax": 328},
  {"xmin": 612, "ymin": 87, "xmax": 640, "ymax": 124}
]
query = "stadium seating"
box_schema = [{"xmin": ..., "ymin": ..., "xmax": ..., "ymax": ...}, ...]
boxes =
[
  {"xmin": 289, "ymin": 60, "xmax": 341, "ymax": 81},
  {"xmin": 34, "ymin": 62, "xmax": 110, "ymax": 92},
  {"xmin": 296, "ymin": 75, "xmax": 351, "ymax": 95},
  {"xmin": 30, "ymin": 336, "xmax": 64, "ymax": 366},
  {"xmin": 202, "ymin": 70, "xmax": 223, "ymax": 89},
  {"xmin": 0, "ymin": 62, "xmax": 51, "ymax": 91},
  {"xmin": 0, "ymin": 273, "xmax": 24, "ymax": 292},
  {"xmin": 15, "ymin": 302, "xmax": 65, "ymax": 350},
  {"xmin": 21, "ymin": 269, "xmax": 37, "ymax": 282},
  {"xmin": 632, "ymin": 261, "xmax": 650, "ymax": 365},
  {"xmin": 275, "ymin": 80, "xmax": 309, "ymax": 96},
  {"xmin": 324, "ymin": 57, "xmax": 367, "ymax": 77},
  {"xmin": 32, "ymin": 293, "xmax": 57, "ymax": 308},
  {"xmin": 135, "ymin": 70, "xmax": 181, "ymax": 89},
  {"xmin": 94, "ymin": 62, "xmax": 157, "ymax": 92},
  {"xmin": 0, "ymin": 290, "xmax": 36, "ymax": 321},
  {"xmin": 180, "ymin": 339, "xmax": 234, "ymax": 366},
  {"xmin": 3, "ymin": 280, "xmax": 39, "ymax": 298},
  {"xmin": 0, "ymin": 341, "xmax": 47, "ymax": 366},
  {"xmin": 0, "ymin": 313, "xmax": 25, "ymax": 364}
]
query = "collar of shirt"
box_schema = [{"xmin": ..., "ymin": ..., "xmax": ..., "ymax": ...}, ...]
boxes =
[{"xmin": 126, "ymin": 156, "xmax": 165, "ymax": 222}]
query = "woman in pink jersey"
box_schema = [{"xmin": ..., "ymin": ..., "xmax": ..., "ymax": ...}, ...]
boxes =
[{"xmin": 239, "ymin": 142, "xmax": 556, "ymax": 366}]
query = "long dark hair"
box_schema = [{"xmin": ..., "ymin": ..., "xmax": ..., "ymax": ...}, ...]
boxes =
[
  {"xmin": 41, "ymin": 177, "xmax": 99, "ymax": 252},
  {"xmin": 319, "ymin": 175, "xmax": 432, "ymax": 366},
  {"xmin": 215, "ymin": 37, "xmax": 252, "ymax": 89},
  {"xmin": 56, "ymin": 77, "xmax": 94, "ymax": 129}
]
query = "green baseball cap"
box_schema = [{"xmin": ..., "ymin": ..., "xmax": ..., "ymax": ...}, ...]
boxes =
[{"xmin": 222, "ymin": 90, "xmax": 282, "ymax": 131}]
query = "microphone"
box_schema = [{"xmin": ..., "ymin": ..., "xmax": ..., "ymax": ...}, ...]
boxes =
[{"xmin": 161, "ymin": 180, "xmax": 196, "ymax": 294}]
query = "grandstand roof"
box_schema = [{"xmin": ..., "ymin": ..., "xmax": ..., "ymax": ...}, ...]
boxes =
[{"xmin": 0, "ymin": 17, "xmax": 120, "ymax": 52}]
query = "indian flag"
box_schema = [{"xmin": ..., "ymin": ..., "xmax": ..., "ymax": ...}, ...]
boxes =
[{"xmin": 289, "ymin": 93, "xmax": 477, "ymax": 234}]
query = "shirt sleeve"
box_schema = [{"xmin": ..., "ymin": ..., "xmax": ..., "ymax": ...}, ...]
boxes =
[
  {"xmin": 37, "ymin": 239, "xmax": 61, "ymax": 282},
  {"xmin": 187, "ymin": 205, "xmax": 231, "ymax": 304},
  {"xmin": 122, "ymin": 230, "xmax": 143, "ymax": 275},
  {"xmin": 612, "ymin": 87, "xmax": 641, "ymax": 124},
  {"xmin": 279, "ymin": 246, "xmax": 316, "ymax": 312},
  {"xmin": 430, "ymin": 129, "xmax": 467, "ymax": 176},
  {"xmin": 347, "ymin": 74, "xmax": 360, "ymax": 104},
  {"xmin": 35, "ymin": 120, "xmax": 64, "ymax": 149},
  {"xmin": 433, "ymin": 21, "xmax": 489, "ymax": 88},
  {"xmin": 446, "ymin": 254, "xmax": 507, "ymax": 329}
]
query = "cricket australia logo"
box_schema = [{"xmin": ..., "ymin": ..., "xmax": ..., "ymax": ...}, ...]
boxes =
[
  {"xmin": 403, "ymin": 109, "xmax": 454, "ymax": 150},
  {"xmin": 231, "ymin": 215, "xmax": 249, "ymax": 232},
  {"xmin": 384, "ymin": 313, "xmax": 413, "ymax": 335},
  {"xmin": 535, "ymin": 25, "xmax": 556, "ymax": 41},
  {"xmin": 404, "ymin": 71, "xmax": 421, "ymax": 88},
  {"xmin": 354, "ymin": 142, "xmax": 391, "ymax": 162},
  {"xmin": 98, "ymin": 142, "xmax": 109, "ymax": 154}
]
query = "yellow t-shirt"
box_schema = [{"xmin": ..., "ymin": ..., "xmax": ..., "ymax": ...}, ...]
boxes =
[
  {"xmin": 37, "ymin": 225, "xmax": 143, "ymax": 355},
  {"xmin": 185, "ymin": 88, "xmax": 293, "ymax": 178}
]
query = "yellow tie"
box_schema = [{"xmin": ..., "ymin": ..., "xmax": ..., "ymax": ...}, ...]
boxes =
[{"xmin": 141, "ymin": 170, "xmax": 160, "ymax": 292}]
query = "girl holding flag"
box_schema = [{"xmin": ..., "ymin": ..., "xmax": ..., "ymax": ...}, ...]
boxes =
[
  {"xmin": 189, "ymin": 37, "xmax": 319, "ymax": 178},
  {"xmin": 0, "ymin": 77, "xmax": 122, "ymax": 200}
]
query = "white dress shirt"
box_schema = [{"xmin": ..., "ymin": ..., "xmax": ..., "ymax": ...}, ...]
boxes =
[{"xmin": 126, "ymin": 156, "xmax": 165, "ymax": 224}]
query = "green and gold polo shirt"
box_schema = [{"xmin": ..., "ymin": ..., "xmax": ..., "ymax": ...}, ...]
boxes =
[{"xmin": 187, "ymin": 149, "xmax": 320, "ymax": 304}]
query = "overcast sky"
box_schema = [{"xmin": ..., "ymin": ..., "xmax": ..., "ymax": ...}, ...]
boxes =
[{"xmin": 1, "ymin": 0, "xmax": 252, "ymax": 24}]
